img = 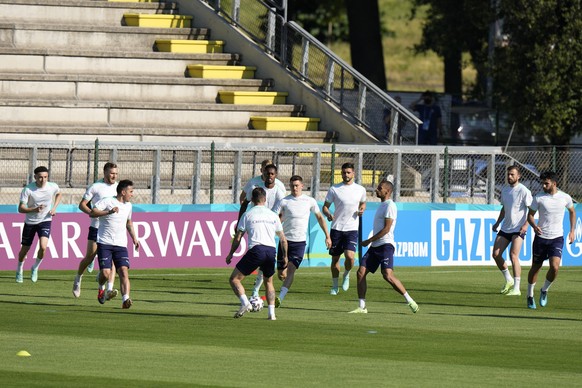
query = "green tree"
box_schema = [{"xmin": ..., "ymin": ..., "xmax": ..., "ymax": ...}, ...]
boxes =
[{"xmin": 493, "ymin": 0, "xmax": 582, "ymax": 144}]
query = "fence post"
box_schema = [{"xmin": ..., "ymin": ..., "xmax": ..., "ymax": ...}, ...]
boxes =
[
  {"xmin": 430, "ymin": 152, "xmax": 440, "ymax": 203},
  {"xmin": 266, "ymin": 8, "xmax": 276, "ymax": 52},
  {"xmin": 487, "ymin": 153, "xmax": 495, "ymax": 204},
  {"xmin": 552, "ymin": 146, "xmax": 557, "ymax": 172},
  {"xmin": 300, "ymin": 37, "xmax": 309, "ymax": 78},
  {"xmin": 324, "ymin": 58, "xmax": 335, "ymax": 98},
  {"xmin": 232, "ymin": 0, "xmax": 240, "ymax": 24},
  {"xmin": 312, "ymin": 151, "xmax": 322, "ymax": 201},
  {"xmin": 394, "ymin": 151, "xmax": 402, "ymax": 201},
  {"xmin": 151, "ymin": 149, "xmax": 161, "ymax": 204},
  {"xmin": 357, "ymin": 83, "xmax": 367, "ymax": 122},
  {"xmin": 93, "ymin": 138, "xmax": 99, "ymax": 183},
  {"xmin": 330, "ymin": 144, "xmax": 336, "ymax": 185},
  {"xmin": 210, "ymin": 141, "xmax": 215, "ymax": 204},
  {"xmin": 233, "ymin": 150, "xmax": 242, "ymax": 204},
  {"xmin": 191, "ymin": 150, "xmax": 201, "ymax": 204},
  {"xmin": 443, "ymin": 147, "xmax": 449, "ymax": 203},
  {"xmin": 356, "ymin": 152, "xmax": 363, "ymax": 185}
]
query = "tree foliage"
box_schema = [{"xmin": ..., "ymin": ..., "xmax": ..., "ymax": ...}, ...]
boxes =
[
  {"xmin": 287, "ymin": 0, "xmax": 349, "ymax": 44},
  {"xmin": 493, "ymin": 0, "xmax": 582, "ymax": 144}
]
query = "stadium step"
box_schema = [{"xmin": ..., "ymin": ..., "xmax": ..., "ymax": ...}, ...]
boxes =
[
  {"xmin": 218, "ymin": 91, "xmax": 288, "ymax": 105},
  {"xmin": 187, "ymin": 64, "xmax": 257, "ymax": 79},
  {"xmin": 124, "ymin": 13, "xmax": 192, "ymax": 28},
  {"xmin": 250, "ymin": 116, "xmax": 320, "ymax": 131},
  {"xmin": 155, "ymin": 39, "xmax": 225, "ymax": 53}
]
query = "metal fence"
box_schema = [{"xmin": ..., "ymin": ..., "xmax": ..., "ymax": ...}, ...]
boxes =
[
  {"xmin": 2, "ymin": 140, "xmax": 581, "ymax": 206},
  {"xmin": 202, "ymin": 0, "xmax": 422, "ymax": 144}
]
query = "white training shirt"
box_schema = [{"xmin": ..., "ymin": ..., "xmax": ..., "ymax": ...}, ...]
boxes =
[
  {"xmin": 245, "ymin": 181, "xmax": 286, "ymax": 213},
  {"xmin": 238, "ymin": 205, "xmax": 283, "ymax": 249},
  {"xmin": 530, "ymin": 190, "xmax": 574, "ymax": 239},
  {"xmin": 82, "ymin": 179, "xmax": 118, "ymax": 228},
  {"xmin": 19, "ymin": 181, "xmax": 61, "ymax": 225},
  {"xmin": 94, "ymin": 197, "xmax": 133, "ymax": 248},
  {"xmin": 324, "ymin": 182, "xmax": 366, "ymax": 231},
  {"xmin": 500, "ymin": 183, "xmax": 533, "ymax": 233},
  {"xmin": 279, "ymin": 194, "xmax": 321, "ymax": 242},
  {"xmin": 371, "ymin": 199, "xmax": 397, "ymax": 247}
]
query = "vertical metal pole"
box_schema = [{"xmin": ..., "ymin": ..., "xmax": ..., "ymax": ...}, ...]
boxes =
[
  {"xmin": 29, "ymin": 147, "xmax": 37, "ymax": 183},
  {"xmin": 191, "ymin": 150, "xmax": 201, "ymax": 204},
  {"xmin": 330, "ymin": 144, "xmax": 336, "ymax": 185},
  {"xmin": 300, "ymin": 38, "xmax": 309, "ymax": 78},
  {"xmin": 431, "ymin": 152, "xmax": 440, "ymax": 203},
  {"xmin": 266, "ymin": 8, "xmax": 276, "ymax": 52},
  {"xmin": 356, "ymin": 152, "xmax": 363, "ymax": 185},
  {"xmin": 47, "ymin": 148, "xmax": 53, "ymax": 181},
  {"xmin": 312, "ymin": 151, "xmax": 321, "ymax": 201},
  {"xmin": 443, "ymin": 147, "xmax": 449, "ymax": 203},
  {"xmin": 394, "ymin": 151, "xmax": 402, "ymax": 201},
  {"xmin": 152, "ymin": 149, "xmax": 161, "ymax": 204},
  {"xmin": 357, "ymin": 84, "xmax": 367, "ymax": 122},
  {"xmin": 233, "ymin": 150, "xmax": 242, "ymax": 204},
  {"xmin": 552, "ymin": 146, "xmax": 557, "ymax": 172},
  {"xmin": 93, "ymin": 138, "xmax": 99, "ymax": 183},
  {"xmin": 487, "ymin": 153, "xmax": 495, "ymax": 204},
  {"xmin": 325, "ymin": 59, "xmax": 335, "ymax": 97},
  {"xmin": 232, "ymin": 0, "xmax": 240, "ymax": 24},
  {"xmin": 210, "ymin": 141, "xmax": 215, "ymax": 204},
  {"xmin": 292, "ymin": 152, "xmax": 297, "ymax": 176},
  {"xmin": 85, "ymin": 149, "xmax": 91, "ymax": 186},
  {"xmin": 170, "ymin": 150, "xmax": 177, "ymax": 195}
]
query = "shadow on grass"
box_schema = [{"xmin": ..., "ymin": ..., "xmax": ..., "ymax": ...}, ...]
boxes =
[{"xmin": 428, "ymin": 311, "xmax": 582, "ymax": 322}]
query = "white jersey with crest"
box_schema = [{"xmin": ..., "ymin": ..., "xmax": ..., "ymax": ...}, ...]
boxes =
[
  {"xmin": 371, "ymin": 199, "xmax": 397, "ymax": 247},
  {"xmin": 530, "ymin": 190, "xmax": 573, "ymax": 239},
  {"xmin": 94, "ymin": 197, "xmax": 132, "ymax": 248},
  {"xmin": 280, "ymin": 194, "xmax": 320, "ymax": 242},
  {"xmin": 500, "ymin": 183, "xmax": 532, "ymax": 233},
  {"xmin": 325, "ymin": 182, "xmax": 366, "ymax": 231},
  {"xmin": 19, "ymin": 182, "xmax": 61, "ymax": 225},
  {"xmin": 83, "ymin": 179, "xmax": 118, "ymax": 229},
  {"xmin": 238, "ymin": 205, "xmax": 283, "ymax": 249}
]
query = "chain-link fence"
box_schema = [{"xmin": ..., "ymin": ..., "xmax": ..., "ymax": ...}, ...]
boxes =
[{"xmin": 2, "ymin": 141, "xmax": 581, "ymax": 205}]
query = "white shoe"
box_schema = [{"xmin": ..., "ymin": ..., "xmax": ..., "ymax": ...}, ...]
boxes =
[
  {"xmin": 234, "ymin": 304, "xmax": 251, "ymax": 318},
  {"xmin": 342, "ymin": 275, "xmax": 350, "ymax": 291},
  {"xmin": 72, "ymin": 278, "xmax": 82, "ymax": 298},
  {"xmin": 330, "ymin": 287, "xmax": 339, "ymax": 295},
  {"xmin": 106, "ymin": 289, "xmax": 118, "ymax": 301},
  {"xmin": 87, "ymin": 260, "xmax": 95, "ymax": 273},
  {"xmin": 268, "ymin": 315, "xmax": 277, "ymax": 320}
]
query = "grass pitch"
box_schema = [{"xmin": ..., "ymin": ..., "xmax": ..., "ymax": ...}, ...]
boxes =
[{"xmin": 1, "ymin": 266, "xmax": 580, "ymax": 387}]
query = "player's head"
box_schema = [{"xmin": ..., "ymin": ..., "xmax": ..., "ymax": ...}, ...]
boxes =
[
  {"xmin": 33, "ymin": 166, "xmax": 49, "ymax": 187},
  {"xmin": 262, "ymin": 164, "xmax": 278, "ymax": 187},
  {"xmin": 375, "ymin": 180, "xmax": 393, "ymax": 199},
  {"xmin": 117, "ymin": 179, "xmax": 134, "ymax": 202},
  {"xmin": 289, "ymin": 175, "xmax": 304, "ymax": 196},
  {"xmin": 260, "ymin": 159, "xmax": 273, "ymax": 172},
  {"xmin": 341, "ymin": 162, "xmax": 355, "ymax": 184},
  {"xmin": 251, "ymin": 187, "xmax": 266, "ymax": 205},
  {"xmin": 506, "ymin": 165, "xmax": 521, "ymax": 185},
  {"xmin": 540, "ymin": 171, "xmax": 558, "ymax": 194},
  {"xmin": 103, "ymin": 162, "xmax": 118, "ymax": 184}
]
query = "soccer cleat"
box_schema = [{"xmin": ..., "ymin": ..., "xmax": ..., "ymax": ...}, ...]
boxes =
[
  {"xmin": 505, "ymin": 288, "xmax": 521, "ymax": 296},
  {"xmin": 408, "ymin": 301, "xmax": 419, "ymax": 313},
  {"xmin": 16, "ymin": 271, "xmax": 23, "ymax": 283},
  {"xmin": 30, "ymin": 267, "xmax": 38, "ymax": 283},
  {"xmin": 527, "ymin": 296, "xmax": 536, "ymax": 309},
  {"xmin": 97, "ymin": 289, "xmax": 106, "ymax": 304},
  {"xmin": 234, "ymin": 303, "xmax": 251, "ymax": 318},
  {"xmin": 348, "ymin": 307, "xmax": 368, "ymax": 314},
  {"xmin": 330, "ymin": 287, "xmax": 339, "ymax": 296},
  {"xmin": 72, "ymin": 278, "xmax": 82, "ymax": 298},
  {"xmin": 275, "ymin": 296, "xmax": 281, "ymax": 308},
  {"xmin": 539, "ymin": 290, "xmax": 548, "ymax": 307},
  {"xmin": 122, "ymin": 299, "xmax": 133, "ymax": 309},
  {"xmin": 342, "ymin": 275, "xmax": 350, "ymax": 291},
  {"xmin": 87, "ymin": 260, "xmax": 94, "ymax": 273},
  {"xmin": 106, "ymin": 289, "xmax": 118, "ymax": 301},
  {"xmin": 268, "ymin": 315, "xmax": 277, "ymax": 321},
  {"xmin": 500, "ymin": 280, "xmax": 514, "ymax": 294}
]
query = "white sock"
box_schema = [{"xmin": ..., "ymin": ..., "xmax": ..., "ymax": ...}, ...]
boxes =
[
  {"xmin": 359, "ymin": 299, "xmax": 366, "ymax": 309},
  {"xmin": 107, "ymin": 281, "xmax": 114, "ymax": 292},
  {"xmin": 513, "ymin": 277, "xmax": 521, "ymax": 290},
  {"xmin": 99, "ymin": 283, "xmax": 106, "ymax": 291},
  {"xmin": 268, "ymin": 304, "xmax": 275, "ymax": 317},
  {"xmin": 527, "ymin": 283, "xmax": 535, "ymax": 298},
  {"xmin": 17, "ymin": 261, "xmax": 24, "ymax": 272},
  {"xmin": 403, "ymin": 292, "xmax": 413, "ymax": 303},
  {"xmin": 541, "ymin": 279, "xmax": 553, "ymax": 293},
  {"xmin": 279, "ymin": 287, "xmax": 289, "ymax": 301},
  {"xmin": 239, "ymin": 294, "xmax": 249, "ymax": 306},
  {"xmin": 501, "ymin": 269, "xmax": 512, "ymax": 282},
  {"xmin": 343, "ymin": 270, "xmax": 351, "ymax": 279},
  {"xmin": 31, "ymin": 258, "xmax": 42, "ymax": 270},
  {"xmin": 332, "ymin": 277, "xmax": 339, "ymax": 288},
  {"xmin": 122, "ymin": 294, "xmax": 129, "ymax": 302}
]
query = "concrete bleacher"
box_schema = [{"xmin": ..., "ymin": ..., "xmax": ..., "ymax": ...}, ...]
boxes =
[{"xmin": 0, "ymin": 0, "xmax": 341, "ymax": 144}]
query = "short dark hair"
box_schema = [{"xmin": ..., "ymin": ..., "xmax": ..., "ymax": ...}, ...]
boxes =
[
  {"xmin": 263, "ymin": 164, "xmax": 278, "ymax": 173},
  {"xmin": 251, "ymin": 187, "xmax": 266, "ymax": 204},
  {"xmin": 507, "ymin": 165, "xmax": 520, "ymax": 174},
  {"xmin": 380, "ymin": 179, "xmax": 393, "ymax": 191},
  {"xmin": 540, "ymin": 171, "xmax": 557, "ymax": 183},
  {"xmin": 104, "ymin": 162, "xmax": 117, "ymax": 172},
  {"xmin": 117, "ymin": 179, "xmax": 133, "ymax": 195},
  {"xmin": 34, "ymin": 166, "xmax": 48, "ymax": 175},
  {"xmin": 290, "ymin": 175, "xmax": 303, "ymax": 183},
  {"xmin": 341, "ymin": 162, "xmax": 354, "ymax": 170}
]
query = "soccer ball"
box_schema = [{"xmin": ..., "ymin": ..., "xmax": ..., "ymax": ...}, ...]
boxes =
[{"xmin": 249, "ymin": 296, "xmax": 264, "ymax": 312}]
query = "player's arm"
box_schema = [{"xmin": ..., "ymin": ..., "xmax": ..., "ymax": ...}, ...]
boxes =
[
  {"xmin": 357, "ymin": 201, "xmax": 366, "ymax": 217},
  {"xmin": 567, "ymin": 206, "xmax": 576, "ymax": 244},
  {"xmin": 527, "ymin": 208, "xmax": 541, "ymax": 235},
  {"xmin": 315, "ymin": 212, "xmax": 332, "ymax": 249},
  {"xmin": 238, "ymin": 190, "xmax": 247, "ymax": 205},
  {"xmin": 126, "ymin": 219, "xmax": 140, "ymax": 251},
  {"xmin": 276, "ymin": 231, "xmax": 288, "ymax": 281},
  {"xmin": 226, "ymin": 229, "xmax": 244, "ymax": 265},
  {"xmin": 322, "ymin": 201, "xmax": 333, "ymax": 222},
  {"xmin": 90, "ymin": 206, "xmax": 117, "ymax": 218},
  {"xmin": 362, "ymin": 217, "xmax": 393, "ymax": 247},
  {"xmin": 18, "ymin": 201, "xmax": 43, "ymax": 214},
  {"xmin": 236, "ymin": 199, "xmax": 250, "ymax": 227},
  {"xmin": 50, "ymin": 191, "xmax": 63, "ymax": 216},
  {"xmin": 78, "ymin": 198, "xmax": 92, "ymax": 215},
  {"xmin": 492, "ymin": 206, "xmax": 505, "ymax": 232}
]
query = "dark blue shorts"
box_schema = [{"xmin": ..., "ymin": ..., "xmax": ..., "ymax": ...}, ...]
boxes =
[
  {"xmin": 532, "ymin": 236, "xmax": 564, "ymax": 263},
  {"xmin": 278, "ymin": 240, "xmax": 306, "ymax": 269},
  {"xmin": 21, "ymin": 221, "xmax": 52, "ymax": 246},
  {"xmin": 87, "ymin": 226, "xmax": 98, "ymax": 241},
  {"xmin": 360, "ymin": 244, "xmax": 395, "ymax": 273},
  {"xmin": 236, "ymin": 245, "xmax": 276, "ymax": 277},
  {"xmin": 498, "ymin": 230, "xmax": 525, "ymax": 241},
  {"xmin": 329, "ymin": 229, "xmax": 358, "ymax": 256},
  {"xmin": 97, "ymin": 243, "xmax": 130, "ymax": 270}
]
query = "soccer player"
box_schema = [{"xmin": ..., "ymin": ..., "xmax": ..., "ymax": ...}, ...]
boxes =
[
  {"xmin": 275, "ymin": 175, "xmax": 332, "ymax": 307},
  {"xmin": 226, "ymin": 187, "xmax": 288, "ymax": 320},
  {"xmin": 491, "ymin": 166, "xmax": 533, "ymax": 296},
  {"xmin": 237, "ymin": 164, "xmax": 286, "ymax": 298},
  {"xmin": 349, "ymin": 180, "xmax": 418, "ymax": 314},
  {"xmin": 16, "ymin": 166, "xmax": 62, "ymax": 283},
  {"xmin": 239, "ymin": 159, "xmax": 285, "ymax": 204},
  {"xmin": 72, "ymin": 162, "xmax": 118, "ymax": 298},
  {"xmin": 525, "ymin": 171, "xmax": 575, "ymax": 309},
  {"xmin": 90, "ymin": 179, "xmax": 140, "ymax": 309},
  {"xmin": 322, "ymin": 162, "xmax": 366, "ymax": 295}
]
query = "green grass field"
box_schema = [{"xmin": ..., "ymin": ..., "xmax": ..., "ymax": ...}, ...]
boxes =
[{"xmin": 1, "ymin": 267, "xmax": 580, "ymax": 387}]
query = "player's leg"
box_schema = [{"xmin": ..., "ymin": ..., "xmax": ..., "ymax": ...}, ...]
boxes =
[
  {"xmin": 251, "ymin": 270, "xmax": 263, "ymax": 298},
  {"xmin": 527, "ymin": 247, "xmax": 544, "ymax": 310},
  {"xmin": 73, "ymin": 228, "xmax": 98, "ymax": 297},
  {"xmin": 278, "ymin": 262, "xmax": 297, "ymax": 305},
  {"xmin": 492, "ymin": 234, "xmax": 513, "ymax": 293},
  {"xmin": 16, "ymin": 224, "xmax": 34, "ymax": 283},
  {"xmin": 328, "ymin": 229, "xmax": 341, "ymax": 294},
  {"xmin": 264, "ymin": 275, "xmax": 276, "ymax": 320},
  {"xmin": 505, "ymin": 235, "xmax": 524, "ymax": 295},
  {"xmin": 539, "ymin": 255, "xmax": 561, "ymax": 307},
  {"xmin": 230, "ymin": 256, "xmax": 252, "ymax": 318},
  {"xmin": 117, "ymin": 265, "xmax": 131, "ymax": 308},
  {"xmin": 348, "ymin": 266, "xmax": 369, "ymax": 313},
  {"xmin": 277, "ymin": 242, "xmax": 305, "ymax": 306},
  {"xmin": 382, "ymin": 268, "xmax": 418, "ymax": 313},
  {"xmin": 30, "ymin": 234, "xmax": 49, "ymax": 283},
  {"xmin": 341, "ymin": 231, "xmax": 358, "ymax": 291},
  {"xmin": 96, "ymin": 244, "xmax": 113, "ymax": 304}
]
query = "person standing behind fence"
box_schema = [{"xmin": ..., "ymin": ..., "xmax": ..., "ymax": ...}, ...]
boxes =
[
  {"xmin": 525, "ymin": 171, "xmax": 575, "ymax": 309},
  {"xmin": 491, "ymin": 166, "xmax": 532, "ymax": 296},
  {"xmin": 410, "ymin": 91, "xmax": 442, "ymax": 145},
  {"xmin": 322, "ymin": 162, "xmax": 366, "ymax": 295},
  {"xmin": 72, "ymin": 162, "xmax": 118, "ymax": 298},
  {"xmin": 16, "ymin": 166, "xmax": 62, "ymax": 283}
]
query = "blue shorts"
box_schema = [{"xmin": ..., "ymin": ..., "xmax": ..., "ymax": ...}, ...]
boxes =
[
  {"xmin": 97, "ymin": 243, "xmax": 130, "ymax": 270},
  {"xmin": 278, "ymin": 240, "xmax": 306, "ymax": 269},
  {"xmin": 236, "ymin": 245, "xmax": 276, "ymax": 277},
  {"xmin": 21, "ymin": 221, "xmax": 52, "ymax": 246},
  {"xmin": 360, "ymin": 244, "xmax": 395, "ymax": 273},
  {"xmin": 498, "ymin": 230, "xmax": 525, "ymax": 241},
  {"xmin": 532, "ymin": 236, "xmax": 564, "ymax": 263},
  {"xmin": 87, "ymin": 226, "xmax": 98, "ymax": 241},
  {"xmin": 329, "ymin": 229, "xmax": 358, "ymax": 256}
]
